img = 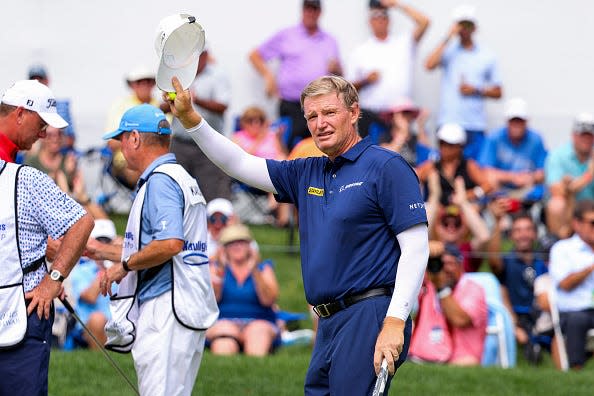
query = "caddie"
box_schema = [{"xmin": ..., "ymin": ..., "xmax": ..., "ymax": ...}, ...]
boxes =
[
  {"xmin": 96, "ymin": 104, "xmax": 218, "ymax": 396},
  {"xmin": 0, "ymin": 79, "xmax": 94, "ymax": 396}
]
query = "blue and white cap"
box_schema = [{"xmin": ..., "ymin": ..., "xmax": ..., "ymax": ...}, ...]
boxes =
[{"xmin": 102, "ymin": 104, "xmax": 171, "ymax": 140}]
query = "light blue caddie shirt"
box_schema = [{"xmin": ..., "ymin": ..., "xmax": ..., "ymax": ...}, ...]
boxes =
[
  {"xmin": 438, "ymin": 42, "xmax": 502, "ymax": 131},
  {"xmin": 266, "ymin": 138, "xmax": 427, "ymax": 306},
  {"xmin": 135, "ymin": 153, "xmax": 185, "ymax": 305}
]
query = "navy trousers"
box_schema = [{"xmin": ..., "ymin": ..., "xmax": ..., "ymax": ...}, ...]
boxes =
[
  {"xmin": 0, "ymin": 309, "xmax": 54, "ymax": 396},
  {"xmin": 305, "ymin": 296, "xmax": 412, "ymax": 395}
]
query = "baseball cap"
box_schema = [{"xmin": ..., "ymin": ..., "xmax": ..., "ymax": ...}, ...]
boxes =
[
  {"xmin": 126, "ymin": 65, "xmax": 155, "ymax": 83},
  {"xmin": 103, "ymin": 104, "xmax": 171, "ymax": 140},
  {"xmin": 452, "ymin": 4, "xmax": 477, "ymax": 24},
  {"xmin": 440, "ymin": 205, "xmax": 462, "ymax": 219},
  {"xmin": 90, "ymin": 219, "xmax": 117, "ymax": 241},
  {"xmin": 219, "ymin": 224, "xmax": 253, "ymax": 246},
  {"xmin": 369, "ymin": 0, "xmax": 386, "ymax": 9},
  {"xmin": 154, "ymin": 13, "xmax": 205, "ymax": 93},
  {"xmin": 443, "ymin": 243, "xmax": 464, "ymax": 262},
  {"xmin": 437, "ymin": 123, "xmax": 466, "ymax": 145},
  {"xmin": 504, "ymin": 98, "xmax": 528, "ymax": 120},
  {"xmin": 1, "ymin": 80, "xmax": 68, "ymax": 129},
  {"xmin": 28, "ymin": 64, "xmax": 48, "ymax": 80},
  {"xmin": 206, "ymin": 198, "xmax": 235, "ymax": 217},
  {"xmin": 304, "ymin": 0, "xmax": 321, "ymax": 8},
  {"xmin": 573, "ymin": 112, "xmax": 594, "ymax": 134},
  {"xmin": 390, "ymin": 97, "xmax": 420, "ymax": 117}
]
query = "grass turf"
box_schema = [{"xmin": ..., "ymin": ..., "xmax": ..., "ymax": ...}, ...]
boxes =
[{"xmin": 48, "ymin": 221, "xmax": 594, "ymax": 395}]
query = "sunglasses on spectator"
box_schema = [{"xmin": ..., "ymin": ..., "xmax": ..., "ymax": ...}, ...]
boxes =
[
  {"xmin": 580, "ymin": 217, "xmax": 594, "ymax": 227},
  {"xmin": 441, "ymin": 216, "xmax": 462, "ymax": 229},
  {"xmin": 209, "ymin": 213, "xmax": 229, "ymax": 225}
]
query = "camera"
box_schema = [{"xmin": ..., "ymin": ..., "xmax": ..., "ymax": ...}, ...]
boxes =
[{"xmin": 427, "ymin": 256, "xmax": 443, "ymax": 274}]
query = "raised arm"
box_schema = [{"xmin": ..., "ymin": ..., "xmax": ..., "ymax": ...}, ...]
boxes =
[
  {"xmin": 167, "ymin": 77, "xmax": 277, "ymax": 193},
  {"xmin": 388, "ymin": 1, "xmax": 430, "ymax": 43},
  {"xmin": 425, "ymin": 23, "xmax": 460, "ymax": 70},
  {"xmin": 248, "ymin": 49, "xmax": 278, "ymax": 98}
]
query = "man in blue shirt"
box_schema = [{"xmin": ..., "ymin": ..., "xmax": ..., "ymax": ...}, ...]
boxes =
[
  {"xmin": 425, "ymin": 4, "xmax": 502, "ymax": 161},
  {"xmin": 97, "ymin": 104, "xmax": 218, "ymax": 396},
  {"xmin": 479, "ymin": 98, "xmax": 547, "ymax": 202},
  {"xmin": 168, "ymin": 75, "xmax": 429, "ymax": 395},
  {"xmin": 487, "ymin": 206, "xmax": 547, "ymax": 360}
]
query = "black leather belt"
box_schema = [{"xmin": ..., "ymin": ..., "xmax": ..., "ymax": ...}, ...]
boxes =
[{"xmin": 312, "ymin": 287, "xmax": 392, "ymax": 318}]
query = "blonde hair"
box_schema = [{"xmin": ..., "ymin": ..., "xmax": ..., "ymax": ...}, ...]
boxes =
[
  {"xmin": 240, "ymin": 106, "xmax": 267, "ymax": 125},
  {"xmin": 300, "ymin": 75, "xmax": 359, "ymax": 110}
]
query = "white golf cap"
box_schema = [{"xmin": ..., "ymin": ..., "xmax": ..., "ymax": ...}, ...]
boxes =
[
  {"xmin": 504, "ymin": 98, "xmax": 528, "ymax": 120},
  {"xmin": 1, "ymin": 80, "xmax": 68, "ymax": 129},
  {"xmin": 126, "ymin": 65, "xmax": 155, "ymax": 83},
  {"xmin": 90, "ymin": 219, "xmax": 117, "ymax": 241},
  {"xmin": 437, "ymin": 123, "xmax": 467, "ymax": 145},
  {"xmin": 154, "ymin": 13, "xmax": 205, "ymax": 93},
  {"xmin": 206, "ymin": 198, "xmax": 235, "ymax": 217},
  {"xmin": 573, "ymin": 112, "xmax": 594, "ymax": 134},
  {"xmin": 451, "ymin": 4, "xmax": 477, "ymax": 24}
]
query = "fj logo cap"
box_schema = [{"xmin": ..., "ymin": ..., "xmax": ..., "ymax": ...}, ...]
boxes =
[
  {"xmin": 1, "ymin": 80, "xmax": 68, "ymax": 129},
  {"xmin": 154, "ymin": 13, "xmax": 205, "ymax": 93}
]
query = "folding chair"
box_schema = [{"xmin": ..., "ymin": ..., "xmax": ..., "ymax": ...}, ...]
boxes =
[
  {"xmin": 464, "ymin": 272, "xmax": 517, "ymax": 368},
  {"xmin": 547, "ymin": 283, "xmax": 570, "ymax": 371}
]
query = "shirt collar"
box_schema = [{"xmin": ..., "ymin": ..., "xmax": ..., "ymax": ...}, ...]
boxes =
[
  {"xmin": 571, "ymin": 234, "xmax": 594, "ymax": 253},
  {"xmin": 298, "ymin": 23, "xmax": 321, "ymax": 38},
  {"xmin": 137, "ymin": 153, "xmax": 177, "ymax": 190},
  {"xmin": 324, "ymin": 136, "xmax": 372, "ymax": 170},
  {"xmin": 0, "ymin": 133, "xmax": 19, "ymax": 162}
]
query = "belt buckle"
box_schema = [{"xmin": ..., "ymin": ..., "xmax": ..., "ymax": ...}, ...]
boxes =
[{"xmin": 313, "ymin": 303, "xmax": 331, "ymax": 318}]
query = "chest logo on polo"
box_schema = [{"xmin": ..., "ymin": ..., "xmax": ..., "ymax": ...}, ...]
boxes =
[
  {"xmin": 339, "ymin": 182, "xmax": 363, "ymax": 193},
  {"xmin": 307, "ymin": 187, "xmax": 324, "ymax": 197}
]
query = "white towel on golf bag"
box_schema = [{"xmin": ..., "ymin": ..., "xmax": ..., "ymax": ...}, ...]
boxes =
[{"xmin": 104, "ymin": 271, "xmax": 139, "ymax": 353}]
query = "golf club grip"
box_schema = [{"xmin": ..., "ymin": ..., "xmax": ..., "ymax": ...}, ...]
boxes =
[
  {"xmin": 372, "ymin": 359, "xmax": 389, "ymax": 396},
  {"xmin": 59, "ymin": 296, "xmax": 75, "ymax": 313}
]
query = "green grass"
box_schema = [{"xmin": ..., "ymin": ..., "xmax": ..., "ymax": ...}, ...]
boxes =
[{"xmin": 48, "ymin": 222, "xmax": 594, "ymax": 395}]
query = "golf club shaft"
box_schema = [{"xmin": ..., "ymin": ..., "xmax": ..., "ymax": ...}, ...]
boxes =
[
  {"xmin": 372, "ymin": 359, "xmax": 389, "ymax": 396},
  {"xmin": 58, "ymin": 297, "xmax": 140, "ymax": 395}
]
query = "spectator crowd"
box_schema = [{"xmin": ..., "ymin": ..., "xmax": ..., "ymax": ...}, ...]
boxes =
[{"xmin": 3, "ymin": 1, "xmax": 594, "ymax": 388}]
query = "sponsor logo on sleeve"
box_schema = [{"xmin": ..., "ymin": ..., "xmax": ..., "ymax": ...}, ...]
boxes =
[{"xmin": 409, "ymin": 202, "xmax": 425, "ymax": 210}]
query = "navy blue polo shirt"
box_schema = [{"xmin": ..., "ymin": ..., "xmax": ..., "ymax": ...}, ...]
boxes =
[
  {"xmin": 500, "ymin": 251, "xmax": 547, "ymax": 313},
  {"xmin": 267, "ymin": 138, "xmax": 427, "ymax": 305}
]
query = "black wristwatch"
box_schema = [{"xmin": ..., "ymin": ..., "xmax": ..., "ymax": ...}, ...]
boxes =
[
  {"xmin": 122, "ymin": 256, "xmax": 132, "ymax": 272},
  {"xmin": 49, "ymin": 269, "xmax": 65, "ymax": 282}
]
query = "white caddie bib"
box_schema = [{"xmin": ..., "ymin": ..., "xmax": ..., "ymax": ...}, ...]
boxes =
[
  {"xmin": 105, "ymin": 163, "xmax": 219, "ymax": 352},
  {"xmin": 0, "ymin": 162, "xmax": 28, "ymax": 348}
]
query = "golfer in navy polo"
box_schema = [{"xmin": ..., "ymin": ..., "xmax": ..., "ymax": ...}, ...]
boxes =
[{"xmin": 168, "ymin": 75, "xmax": 429, "ymax": 395}]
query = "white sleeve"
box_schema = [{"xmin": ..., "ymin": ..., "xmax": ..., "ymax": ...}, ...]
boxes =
[
  {"xmin": 186, "ymin": 120, "xmax": 277, "ymax": 193},
  {"xmin": 386, "ymin": 223, "xmax": 429, "ymax": 320}
]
